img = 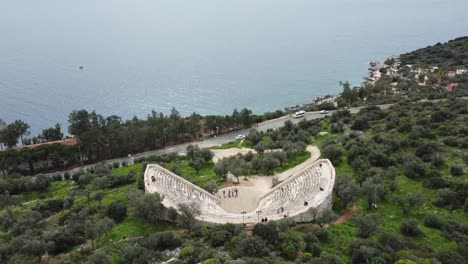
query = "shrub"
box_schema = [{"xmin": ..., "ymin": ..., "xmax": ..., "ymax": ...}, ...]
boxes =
[
  {"xmin": 120, "ymin": 243, "xmax": 149, "ymax": 264},
  {"xmin": 46, "ymin": 230, "xmax": 86, "ymax": 255},
  {"xmin": 52, "ymin": 174, "xmax": 63, "ymax": 181},
  {"xmin": 121, "ymin": 161, "xmax": 127, "ymax": 167},
  {"xmin": 404, "ymin": 157, "xmax": 426, "ymax": 179},
  {"xmin": 424, "ymin": 213, "xmax": 444, "ymax": 229},
  {"xmin": 351, "ymin": 118, "xmax": 369, "ymax": 131},
  {"xmin": 301, "ymin": 252, "xmax": 313, "ymax": 262},
  {"xmin": 423, "ymin": 174, "xmax": 449, "ymax": 189},
  {"xmin": 438, "ymin": 250, "xmax": 465, "ymax": 264},
  {"xmin": 33, "ymin": 199, "xmax": 64, "ymax": 215},
  {"xmin": 322, "ymin": 145, "xmax": 343, "ymax": 165},
  {"xmin": 203, "ymin": 180, "xmax": 218, "ymax": 194},
  {"xmin": 313, "ymin": 227, "xmax": 329, "ymax": 242},
  {"xmin": 252, "ymin": 222, "xmax": 278, "ymax": 245},
  {"xmin": 378, "ymin": 233, "xmax": 406, "ymax": 251},
  {"xmin": 105, "ymin": 201, "xmax": 127, "ymax": 222},
  {"xmin": 88, "ymin": 251, "xmax": 111, "ymax": 264},
  {"xmin": 72, "ymin": 173, "xmax": 81, "ymax": 182},
  {"xmin": 442, "ymin": 220, "xmax": 465, "ymax": 240},
  {"xmin": 95, "ymin": 174, "xmax": 135, "ymax": 189},
  {"xmin": 450, "ymin": 165, "xmax": 464, "ymax": 177},
  {"xmin": 63, "ymin": 172, "xmax": 71, "ymax": 180},
  {"xmin": 10, "ymin": 235, "xmax": 45, "ymax": 257},
  {"xmin": 143, "ymin": 232, "xmax": 181, "ymax": 251},
  {"xmin": 112, "ymin": 162, "xmax": 120, "ymax": 169},
  {"xmin": 281, "ymin": 242, "xmax": 298, "ymax": 260},
  {"xmin": 431, "ymin": 152, "xmax": 445, "ymax": 167},
  {"xmin": 400, "ymin": 219, "xmax": 424, "ymax": 237},
  {"xmin": 206, "ymin": 229, "xmax": 232, "ymax": 247},
  {"xmin": 260, "ymin": 157, "xmax": 280, "ymax": 175},
  {"xmin": 434, "ymin": 188, "xmax": 457, "ymax": 208},
  {"xmin": 443, "ymin": 137, "xmax": 459, "ymax": 147},
  {"xmin": 169, "ymin": 164, "xmax": 182, "ymax": 175},
  {"xmin": 233, "ymin": 236, "xmax": 270, "ymax": 258}
]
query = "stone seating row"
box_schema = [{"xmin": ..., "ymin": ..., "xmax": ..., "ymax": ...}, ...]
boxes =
[{"xmin": 144, "ymin": 159, "xmax": 334, "ymax": 224}]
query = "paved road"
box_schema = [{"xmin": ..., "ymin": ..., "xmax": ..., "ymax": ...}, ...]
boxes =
[
  {"xmin": 46, "ymin": 97, "xmax": 467, "ymax": 176},
  {"xmin": 46, "ymin": 110, "xmax": 336, "ymax": 176}
]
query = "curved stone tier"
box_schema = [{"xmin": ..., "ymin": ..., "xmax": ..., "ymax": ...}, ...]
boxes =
[{"xmin": 144, "ymin": 159, "xmax": 335, "ymax": 224}]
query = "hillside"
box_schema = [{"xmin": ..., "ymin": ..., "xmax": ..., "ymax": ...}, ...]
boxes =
[
  {"xmin": 400, "ymin": 36, "xmax": 468, "ymax": 68},
  {"xmin": 0, "ymin": 38, "xmax": 467, "ymax": 263},
  {"xmin": 0, "ymin": 98, "xmax": 466, "ymax": 263}
]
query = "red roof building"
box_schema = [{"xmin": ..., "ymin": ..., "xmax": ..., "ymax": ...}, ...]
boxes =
[{"xmin": 1, "ymin": 138, "xmax": 77, "ymax": 152}]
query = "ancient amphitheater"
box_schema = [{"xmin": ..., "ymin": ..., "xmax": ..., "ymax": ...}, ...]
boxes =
[{"xmin": 145, "ymin": 158, "xmax": 335, "ymax": 224}]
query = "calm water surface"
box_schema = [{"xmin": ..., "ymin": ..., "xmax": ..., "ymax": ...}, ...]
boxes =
[{"xmin": 1, "ymin": 0, "xmax": 468, "ymax": 134}]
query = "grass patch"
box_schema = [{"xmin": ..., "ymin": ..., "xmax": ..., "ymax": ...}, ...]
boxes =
[
  {"xmin": 95, "ymin": 217, "xmax": 175, "ymax": 248},
  {"xmin": 210, "ymin": 139, "xmax": 254, "ymax": 149},
  {"xmin": 101, "ymin": 183, "xmax": 137, "ymax": 206},
  {"xmin": 164, "ymin": 158, "xmax": 218, "ymax": 188},
  {"xmin": 112, "ymin": 163, "xmax": 143, "ymax": 176},
  {"xmin": 21, "ymin": 180, "xmax": 74, "ymax": 203},
  {"xmin": 275, "ymin": 151, "xmax": 311, "ymax": 173}
]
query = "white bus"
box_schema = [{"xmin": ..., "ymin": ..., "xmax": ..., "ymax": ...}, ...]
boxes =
[{"xmin": 293, "ymin": 110, "xmax": 305, "ymax": 118}]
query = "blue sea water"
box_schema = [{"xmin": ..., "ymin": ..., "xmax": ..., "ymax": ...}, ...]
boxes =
[{"xmin": 1, "ymin": 0, "xmax": 468, "ymax": 134}]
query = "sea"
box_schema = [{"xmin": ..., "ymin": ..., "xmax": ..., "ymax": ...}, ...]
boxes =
[{"xmin": 1, "ymin": 0, "xmax": 468, "ymax": 135}]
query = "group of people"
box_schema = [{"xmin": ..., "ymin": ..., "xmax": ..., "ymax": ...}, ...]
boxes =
[
  {"xmin": 276, "ymin": 206, "xmax": 284, "ymax": 214},
  {"xmin": 260, "ymin": 217, "xmax": 268, "ymax": 222},
  {"xmin": 222, "ymin": 188, "xmax": 239, "ymax": 198}
]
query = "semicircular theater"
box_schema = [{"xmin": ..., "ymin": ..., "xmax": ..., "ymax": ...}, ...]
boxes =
[{"xmin": 144, "ymin": 159, "xmax": 335, "ymax": 224}]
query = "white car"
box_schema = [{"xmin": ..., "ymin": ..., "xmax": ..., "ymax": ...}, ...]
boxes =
[
  {"xmin": 320, "ymin": 110, "xmax": 329, "ymax": 114},
  {"xmin": 293, "ymin": 110, "xmax": 305, "ymax": 118},
  {"xmin": 235, "ymin": 134, "xmax": 246, "ymax": 140}
]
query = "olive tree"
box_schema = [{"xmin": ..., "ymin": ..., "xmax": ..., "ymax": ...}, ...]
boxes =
[
  {"xmin": 355, "ymin": 213, "xmax": 383, "ymax": 239},
  {"xmin": 334, "ymin": 174, "xmax": 361, "ymax": 208},
  {"xmin": 177, "ymin": 202, "xmax": 201, "ymax": 234}
]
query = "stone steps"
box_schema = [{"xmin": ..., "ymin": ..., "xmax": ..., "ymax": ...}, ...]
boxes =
[{"xmin": 144, "ymin": 160, "xmax": 335, "ymax": 224}]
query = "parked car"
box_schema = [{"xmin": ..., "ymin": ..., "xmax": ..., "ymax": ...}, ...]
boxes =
[
  {"xmin": 235, "ymin": 134, "xmax": 246, "ymax": 140},
  {"xmin": 320, "ymin": 110, "xmax": 329, "ymax": 114}
]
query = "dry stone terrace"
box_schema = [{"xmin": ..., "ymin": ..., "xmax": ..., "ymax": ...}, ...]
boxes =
[{"xmin": 144, "ymin": 159, "xmax": 335, "ymax": 224}]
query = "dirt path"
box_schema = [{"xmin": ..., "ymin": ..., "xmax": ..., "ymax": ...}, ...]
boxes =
[
  {"xmin": 212, "ymin": 147, "xmax": 257, "ymax": 163},
  {"xmin": 332, "ymin": 204, "xmax": 359, "ymax": 225}
]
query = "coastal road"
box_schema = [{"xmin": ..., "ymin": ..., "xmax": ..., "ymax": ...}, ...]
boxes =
[
  {"xmin": 45, "ymin": 109, "xmax": 336, "ymax": 176},
  {"xmin": 45, "ymin": 98, "xmax": 466, "ymax": 176}
]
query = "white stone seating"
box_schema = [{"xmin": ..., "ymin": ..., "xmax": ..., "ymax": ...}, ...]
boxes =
[{"xmin": 144, "ymin": 159, "xmax": 335, "ymax": 224}]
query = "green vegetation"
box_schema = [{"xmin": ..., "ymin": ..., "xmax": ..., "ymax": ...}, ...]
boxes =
[
  {"xmin": 210, "ymin": 139, "xmax": 254, "ymax": 149},
  {"xmin": 0, "ymin": 102, "xmax": 466, "ymax": 264},
  {"xmin": 400, "ymin": 36, "xmax": 468, "ymax": 68},
  {"xmin": 0, "ymin": 106, "xmax": 270, "ymax": 176},
  {"xmin": 0, "ymin": 38, "xmax": 467, "ymax": 263}
]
